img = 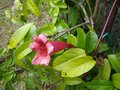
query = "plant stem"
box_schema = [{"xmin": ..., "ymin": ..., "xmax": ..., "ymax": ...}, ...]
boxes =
[
  {"xmin": 93, "ymin": 0, "xmax": 120, "ymax": 56},
  {"xmin": 92, "ymin": 0, "xmax": 100, "ymax": 23},
  {"xmin": 50, "ymin": 22, "xmax": 89, "ymax": 40},
  {"xmin": 0, "ymin": 2, "xmax": 13, "ymax": 11},
  {"xmin": 46, "ymin": 78, "xmax": 64, "ymax": 89}
]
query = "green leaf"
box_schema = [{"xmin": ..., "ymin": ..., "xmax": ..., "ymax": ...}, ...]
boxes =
[
  {"xmin": 27, "ymin": 0, "xmax": 40, "ymax": 16},
  {"xmin": 5, "ymin": 82, "xmax": 14, "ymax": 90},
  {"xmin": 64, "ymin": 77, "xmax": 82, "ymax": 85},
  {"xmin": 14, "ymin": 0, "xmax": 21, "ymax": 10},
  {"xmin": 98, "ymin": 42, "xmax": 109, "ymax": 53},
  {"xmin": 50, "ymin": 1, "xmax": 56, "ymax": 7},
  {"xmin": 108, "ymin": 54, "xmax": 120, "ymax": 72},
  {"xmin": 26, "ymin": 78, "xmax": 35, "ymax": 90},
  {"xmin": 57, "ymin": 2, "xmax": 67, "ymax": 8},
  {"xmin": 52, "ymin": 6, "xmax": 59, "ymax": 16},
  {"xmin": 8, "ymin": 23, "xmax": 33, "ymax": 49},
  {"xmin": 86, "ymin": 24, "xmax": 95, "ymax": 31},
  {"xmin": 85, "ymin": 31, "xmax": 98, "ymax": 53},
  {"xmin": 67, "ymin": 34, "xmax": 77, "ymax": 46},
  {"xmin": 17, "ymin": 48, "xmax": 32, "ymax": 60},
  {"xmin": 102, "ymin": 59, "xmax": 111, "ymax": 80},
  {"xmin": 14, "ymin": 41, "xmax": 32, "ymax": 70},
  {"xmin": 24, "ymin": 25, "xmax": 37, "ymax": 41},
  {"xmin": 57, "ymin": 82, "xmax": 66, "ymax": 90},
  {"xmin": 37, "ymin": 23, "xmax": 57, "ymax": 36},
  {"xmin": 53, "ymin": 48, "xmax": 96, "ymax": 77},
  {"xmin": 56, "ymin": 20, "xmax": 69, "ymax": 31},
  {"xmin": 3, "ymin": 71, "xmax": 15, "ymax": 82},
  {"xmin": 55, "ymin": 20, "xmax": 69, "ymax": 39},
  {"xmin": 84, "ymin": 80, "xmax": 113, "ymax": 90},
  {"xmin": 22, "ymin": 0, "xmax": 28, "ymax": 17},
  {"xmin": 68, "ymin": 7, "xmax": 78, "ymax": 27},
  {"xmin": 77, "ymin": 28, "xmax": 86, "ymax": 49},
  {"xmin": 112, "ymin": 73, "xmax": 120, "ymax": 89},
  {"xmin": 15, "ymin": 41, "xmax": 31, "ymax": 57}
]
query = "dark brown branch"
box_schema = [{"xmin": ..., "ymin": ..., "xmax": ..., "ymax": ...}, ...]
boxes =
[
  {"xmin": 93, "ymin": 0, "xmax": 120, "ymax": 56},
  {"xmin": 92, "ymin": 0, "xmax": 100, "ymax": 22},
  {"xmin": 49, "ymin": 22, "xmax": 89, "ymax": 40},
  {"xmin": 0, "ymin": 2, "xmax": 13, "ymax": 11}
]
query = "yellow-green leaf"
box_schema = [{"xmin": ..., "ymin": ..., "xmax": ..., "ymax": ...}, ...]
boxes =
[
  {"xmin": 27, "ymin": 0, "xmax": 40, "ymax": 16},
  {"xmin": 8, "ymin": 23, "xmax": 33, "ymax": 49}
]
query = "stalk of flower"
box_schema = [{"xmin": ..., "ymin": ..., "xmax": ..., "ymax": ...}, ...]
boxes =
[{"xmin": 29, "ymin": 34, "xmax": 72, "ymax": 66}]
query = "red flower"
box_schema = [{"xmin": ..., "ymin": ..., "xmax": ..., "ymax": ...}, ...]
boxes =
[{"xmin": 29, "ymin": 34, "xmax": 72, "ymax": 66}]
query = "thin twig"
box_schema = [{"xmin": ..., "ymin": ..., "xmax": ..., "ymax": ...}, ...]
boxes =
[
  {"xmin": 0, "ymin": 2, "xmax": 14, "ymax": 11},
  {"xmin": 92, "ymin": 0, "xmax": 100, "ymax": 23},
  {"xmin": 50, "ymin": 22, "xmax": 89, "ymax": 40},
  {"xmin": 93, "ymin": 0, "xmax": 119, "ymax": 56},
  {"xmin": 46, "ymin": 78, "xmax": 64, "ymax": 89}
]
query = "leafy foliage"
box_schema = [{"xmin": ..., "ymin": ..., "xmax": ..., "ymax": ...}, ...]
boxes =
[{"xmin": 0, "ymin": 0, "xmax": 120, "ymax": 90}]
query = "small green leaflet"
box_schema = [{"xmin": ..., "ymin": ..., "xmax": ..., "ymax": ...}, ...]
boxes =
[
  {"xmin": 112, "ymin": 73, "xmax": 120, "ymax": 89},
  {"xmin": 53, "ymin": 48, "xmax": 96, "ymax": 77},
  {"xmin": 83, "ymin": 80, "xmax": 113, "ymax": 90},
  {"xmin": 27, "ymin": 0, "xmax": 40, "ymax": 16},
  {"xmin": 85, "ymin": 31, "xmax": 98, "ymax": 53},
  {"xmin": 8, "ymin": 23, "xmax": 33, "ymax": 49},
  {"xmin": 108, "ymin": 54, "xmax": 120, "ymax": 72},
  {"xmin": 77, "ymin": 28, "xmax": 86, "ymax": 49},
  {"xmin": 64, "ymin": 77, "xmax": 82, "ymax": 85},
  {"xmin": 67, "ymin": 34, "xmax": 77, "ymax": 46},
  {"xmin": 37, "ymin": 23, "xmax": 57, "ymax": 36}
]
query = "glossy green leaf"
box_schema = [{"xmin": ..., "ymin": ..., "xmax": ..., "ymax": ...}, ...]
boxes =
[
  {"xmin": 77, "ymin": 28, "xmax": 86, "ymax": 49},
  {"xmin": 64, "ymin": 77, "xmax": 82, "ymax": 85},
  {"xmin": 53, "ymin": 48, "xmax": 96, "ymax": 77},
  {"xmin": 57, "ymin": 2, "xmax": 67, "ymax": 8},
  {"xmin": 85, "ymin": 31, "xmax": 98, "ymax": 53},
  {"xmin": 56, "ymin": 20, "xmax": 69, "ymax": 32},
  {"xmin": 84, "ymin": 80, "xmax": 113, "ymax": 90},
  {"xmin": 3, "ymin": 71, "xmax": 15, "ymax": 82},
  {"xmin": 112, "ymin": 73, "xmax": 120, "ymax": 89},
  {"xmin": 50, "ymin": 1, "xmax": 56, "ymax": 7},
  {"xmin": 27, "ymin": 0, "xmax": 40, "ymax": 16},
  {"xmin": 24, "ymin": 25, "xmax": 36, "ymax": 41},
  {"xmin": 68, "ymin": 7, "xmax": 78, "ymax": 27},
  {"xmin": 108, "ymin": 54, "xmax": 120, "ymax": 72},
  {"xmin": 52, "ymin": 6, "xmax": 59, "ymax": 16},
  {"xmin": 17, "ymin": 48, "xmax": 32, "ymax": 60},
  {"xmin": 67, "ymin": 34, "xmax": 77, "ymax": 46},
  {"xmin": 14, "ymin": 41, "xmax": 32, "ymax": 70},
  {"xmin": 15, "ymin": 41, "xmax": 31, "ymax": 57},
  {"xmin": 22, "ymin": 0, "xmax": 28, "ymax": 17},
  {"xmin": 8, "ymin": 23, "xmax": 33, "ymax": 49},
  {"xmin": 102, "ymin": 59, "xmax": 111, "ymax": 80},
  {"xmin": 37, "ymin": 23, "xmax": 57, "ymax": 36}
]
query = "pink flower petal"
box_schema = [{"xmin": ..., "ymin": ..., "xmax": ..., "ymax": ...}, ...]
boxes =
[
  {"xmin": 32, "ymin": 53, "xmax": 50, "ymax": 66},
  {"xmin": 39, "ymin": 34, "xmax": 47, "ymax": 44},
  {"xmin": 33, "ymin": 36, "xmax": 41, "ymax": 42},
  {"xmin": 46, "ymin": 42, "xmax": 54, "ymax": 54},
  {"xmin": 50, "ymin": 41, "xmax": 73, "ymax": 53},
  {"xmin": 29, "ymin": 42, "xmax": 41, "ymax": 52}
]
